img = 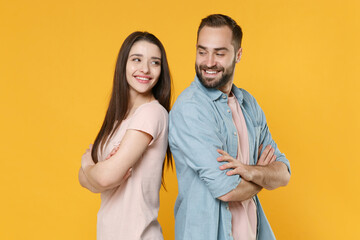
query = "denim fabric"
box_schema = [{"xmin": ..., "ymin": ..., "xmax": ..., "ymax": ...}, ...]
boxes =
[{"xmin": 169, "ymin": 76, "xmax": 291, "ymax": 240}]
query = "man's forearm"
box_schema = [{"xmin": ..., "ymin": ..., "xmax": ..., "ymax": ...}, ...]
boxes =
[
  {"xmin": 218, "ymin": 179, "xmax": 262, "ymax": 202},
  {"xmin": 249, "ymin": 161, "xmax": 290, "ymax": 190},
  {"xmin": 217, "ymin": 148, "xmax": 290, "ymax": 191}
]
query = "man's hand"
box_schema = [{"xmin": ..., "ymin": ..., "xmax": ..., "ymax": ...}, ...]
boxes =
[
  {"xmin": 257, "ymin": 144, "xmax": 276, "ymax": 166},
  {"xmin": 217, "ymin": 144, "xmax": 276, "ymax": 181}
]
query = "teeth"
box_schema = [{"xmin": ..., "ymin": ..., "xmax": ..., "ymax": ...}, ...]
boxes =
[
  {"xmin": 136, "ymin": 76, "xmax": 150, "ymax": 80},
  {"xmin": 205, "ymin": 70, "xmax": 217, "ymax": 74}
]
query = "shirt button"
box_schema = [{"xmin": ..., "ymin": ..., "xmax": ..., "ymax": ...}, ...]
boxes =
[
  {"xmin": 227, "ymin": 109, "xmax": 231, "ymax": 113},
  {"xmin": 226, "ymin": 206, "xmax": 229, "ymax": 210},
  {"xmin": 233, "ymin": 132, "xmax": 237, "ymax": 136},
  {"xmin": 222, "ymin": 95, "xmax": 227, "ymax": 99},
  {"xmin": 229, "ymin": 232, "xmax": 232, "ymax": 237}
]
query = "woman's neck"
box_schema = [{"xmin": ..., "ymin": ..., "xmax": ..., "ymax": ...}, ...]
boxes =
[{"xmin": 126, "ymin": 92, "xmax": 155, "ymax": 117}]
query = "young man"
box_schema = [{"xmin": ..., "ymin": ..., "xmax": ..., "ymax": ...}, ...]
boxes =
[{"xmin": 169, "ymin": 14, "xmax": 291, "ymax": 240}]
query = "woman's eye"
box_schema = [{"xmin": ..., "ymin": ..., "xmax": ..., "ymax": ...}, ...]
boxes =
[
  {"xmin": 151, "ymin": 61, "xmax": 161, "ymax": 66},
  {"xmin": 132, "ymin": 58, "xmax": 141, "ymax": 62}
]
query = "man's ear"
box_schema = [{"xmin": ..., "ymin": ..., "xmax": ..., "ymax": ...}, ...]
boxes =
[{"xmin": 236, "ymin": 48, "xmax": 242, "ymax": 63}]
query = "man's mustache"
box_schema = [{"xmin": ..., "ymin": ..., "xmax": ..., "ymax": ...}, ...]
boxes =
[{"xmin": 199, "ymin": 65, "xmax": 224, "ymax": 72}]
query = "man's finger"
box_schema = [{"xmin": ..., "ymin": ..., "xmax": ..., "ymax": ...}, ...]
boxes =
[
  {"xmin": 217, "ymin": 149, "xmax": 230, "ymax": 156},
  {"xmin": 269, "ymin": 155, "xmax": 276, "ymax": 164},
  {"xmin": 258, "ymin": 144, "xmax": 263, "ymax": 157},
  {"xmin": 258, "ymin": 145, "xmax": 271, "ymax": 163},
  {"xmin": 226, "ymin": 170, "xmax": 236, "ymax": 176},
  {"xmin": 219, "ymin": 162, "xmax": 235, "ymax": 170},
  {"xmin": 217, "ymin": 155, "xmax": 234, "ymax": 162},
  {"xmin": 264, "ymin": 148, "xmax": 275, "ymax": 164}
]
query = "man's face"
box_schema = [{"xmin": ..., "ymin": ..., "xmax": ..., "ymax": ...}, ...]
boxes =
[{"xmin": 195, "ymin": 26, "xmax": 240, "ymax": 89}]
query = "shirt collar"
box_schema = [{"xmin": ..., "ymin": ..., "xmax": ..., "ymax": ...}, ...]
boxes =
[
  {"xmin": 194, "ymin": 76, "xmax": 244, "ymax": 104},
  {"xmin": 231, "ymin": 84, "xmax": 244, "ymax": 104}
]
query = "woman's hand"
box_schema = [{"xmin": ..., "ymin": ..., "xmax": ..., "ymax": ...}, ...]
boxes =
[
  {"xmin": 80, "ymin": 144, "xmax": 132, "ymax": 192},
  {"xmin": 105, "ymin": 145, "xmax": 132, "ymax": 182},
  {"xmin": 105, "ymin": 145, "xmax": 119, "ymax": 160},
  {"xmin": 81, "ymin": 130, "xmax": 151, "ymax": 190},
  {"xmin": 81, "ymin": 144, "xmax": 95, "ymax": 170}
]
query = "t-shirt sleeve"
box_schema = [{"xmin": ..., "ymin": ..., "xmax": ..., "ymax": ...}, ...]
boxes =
[{"xmin": 127, "ymin": 102, "xmax": 168, "ymax": 144}]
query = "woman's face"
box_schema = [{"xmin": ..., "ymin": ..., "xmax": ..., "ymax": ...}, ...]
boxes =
[{"xmin": 126, "ymin": 40, "xmax": 162, "ymax": 97}]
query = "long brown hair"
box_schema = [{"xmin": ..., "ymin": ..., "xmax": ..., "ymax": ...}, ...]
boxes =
[{"xmin": 91, "ymin": 31, "xmax": 172, "ymax": 187}]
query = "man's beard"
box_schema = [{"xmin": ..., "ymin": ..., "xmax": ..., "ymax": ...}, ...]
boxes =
[{"xmin": 195, "ymin": 61, "xmax": 235, "ymax": 89}]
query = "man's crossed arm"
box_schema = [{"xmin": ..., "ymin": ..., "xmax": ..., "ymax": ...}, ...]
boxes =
[{"xmin": 217, "ymin": 145, "xmax": 290, "ymax": 202}]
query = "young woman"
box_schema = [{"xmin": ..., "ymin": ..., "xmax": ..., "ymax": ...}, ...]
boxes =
[{"xmin": 78, "ymin": 31, "xmax": 172, "ymax": 240}]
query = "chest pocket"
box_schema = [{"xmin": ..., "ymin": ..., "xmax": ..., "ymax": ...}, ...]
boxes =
[{"xmin": 254, "ymin": 126, "xmax": 261, "ymax": 144}]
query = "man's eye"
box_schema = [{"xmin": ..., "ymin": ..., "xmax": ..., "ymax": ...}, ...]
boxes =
[{"xmin": 216, "ymin": 53, "xmax": 225, "ymax": 57}]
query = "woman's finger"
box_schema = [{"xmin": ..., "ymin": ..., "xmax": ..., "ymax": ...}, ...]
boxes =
[
  {"xmin": 123, "ymin": 168, "xmax": 132, "ymax": 180},
  {"xmin": 105, "ymin": 145, "xmax": 121, "ymax": 160},
  {"xmin": 110, "ymin": 148, "xmax": 117, "ymax": 156}
]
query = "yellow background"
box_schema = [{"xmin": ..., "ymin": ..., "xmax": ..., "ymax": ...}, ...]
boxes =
[{"xmin": 1, "ymin": 0, "xmax": 359, "ymax": 239}]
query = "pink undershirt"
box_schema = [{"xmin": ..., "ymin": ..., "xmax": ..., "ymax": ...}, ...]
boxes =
[{"xmin": 228, "ymin": 94, "xmax": 257, "ymax": 240}]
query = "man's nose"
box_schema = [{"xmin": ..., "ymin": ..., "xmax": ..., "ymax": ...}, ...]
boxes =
[{"xmin": 205, "ymin": 55, "xmax": 216, "ymax": 67}]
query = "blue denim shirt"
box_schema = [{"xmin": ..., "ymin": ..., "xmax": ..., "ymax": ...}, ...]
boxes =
[{"xmin": 169, "ymin": 76, "xmax": 291, "ymax": 240}]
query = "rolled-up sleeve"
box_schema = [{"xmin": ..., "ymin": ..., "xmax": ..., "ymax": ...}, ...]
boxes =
[{"xmin": 169, "ymin": 101, "xmax": 241, "ymax": 198}]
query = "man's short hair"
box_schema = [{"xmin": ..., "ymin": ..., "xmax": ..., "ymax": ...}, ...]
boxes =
[{"xmin": 197, "ymin": 14, "xmax": 243, "ymax": 52}]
